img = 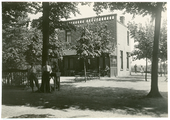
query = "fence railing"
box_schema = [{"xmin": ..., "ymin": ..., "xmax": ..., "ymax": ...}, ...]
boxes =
[{"xmin": 2, "ymin": 69, "xmax": 42, "ymax": 86}]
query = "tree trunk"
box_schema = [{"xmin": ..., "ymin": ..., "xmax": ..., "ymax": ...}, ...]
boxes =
[
  {"xmin": 163, "ymin": 60, "xmax": 166, "ymax": 76},
  {"xmin": 98, "ymin": 57, "xmax": 101, "ymax": 79},
  {"xmin": 145, "ymin": 57, "xmax": 147, "ymax": 81},
  {"xmin": 147, "ymin": 3, "xmax": 162, "ymax": 98},
  {"xmin": 84, "ymin": 58, "xmax": 87, "ymax": 82},
  {"xmin": 56, "ymin": 59, "xmax": 60, "ymax": 72},
  {"xmin": 40, "ymin": 2, "xmax": 50, "ymax": 93}
]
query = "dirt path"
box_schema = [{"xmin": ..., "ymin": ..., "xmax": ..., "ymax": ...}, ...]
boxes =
[{"xmin": 1, "ymin": 75, "xmax": 168, "ymax": 118}]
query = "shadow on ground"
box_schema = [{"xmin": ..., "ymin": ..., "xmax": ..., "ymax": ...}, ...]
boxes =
[
  {"xmin": 11, "ymin": 114, "xmax": 54, "ymax": 118},
  {"xmin": 2, "ymin": 79, "xmax": 168, "ymax": 117}
]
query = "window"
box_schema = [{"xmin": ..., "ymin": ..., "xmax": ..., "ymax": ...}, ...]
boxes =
[
  {"xmin": 66, "ymin": 31, "xmax": 71, "ymax": 43},
  {"xmin": 120, "ymin": 50, "xmax": 123, "ymax": 70},
  {"xmin": 127, "ymin": 31, "xmax": 129, "ymax": 46},
  {"xmin": 126, "ymin": 52, "xmax": 129, "ymax": 69}
]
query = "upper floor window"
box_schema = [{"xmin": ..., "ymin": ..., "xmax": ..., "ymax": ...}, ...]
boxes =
[
  {"xmin": 120, "ymin": 50, "xmax": 123, "ymax": 70},
  {"xmin": 127, "ymin": 31, "xmax": 129, "ymax": 46},
  {"xmin": 66, "ymin": 31, "xmax": 71, "ymax": 43}
]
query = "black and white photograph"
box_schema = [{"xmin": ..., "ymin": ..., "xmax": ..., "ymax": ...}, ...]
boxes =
[{"xmin": 1, "ymin": 0, "xmax": 168, "ymax": 118}]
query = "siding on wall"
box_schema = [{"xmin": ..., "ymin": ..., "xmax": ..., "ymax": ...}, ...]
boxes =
[{"xmin": 116, "ymin": 21, "xmax": 131, "ymax": 76}]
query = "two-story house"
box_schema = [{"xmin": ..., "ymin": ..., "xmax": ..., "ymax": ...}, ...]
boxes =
[{"xmin": 57, "ymin": 14, "xmax": 131, "ymax": 77}]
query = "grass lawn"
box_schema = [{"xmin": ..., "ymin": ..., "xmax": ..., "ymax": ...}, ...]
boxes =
[{"xmin": 1, "ymin": 74, "xmax": 168, "ymax": 118}]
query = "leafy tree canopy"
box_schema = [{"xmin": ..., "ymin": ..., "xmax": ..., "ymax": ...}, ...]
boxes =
[
  {"xmin": 2, "ymin": 2, "xmax": 81, "ymax": 69},
  {"xmin": 93, "ymin": 2, "xmax": 166, "ymax": 17},
  {"xmin": 74, "ymin": 22, "xmax": 114, "ymax": 59},
  {"xmin": 24, "ymin": 28, "xmax": 43, "ymax": 65},
  {"xmin": 2, "ymin": 2, "xmax": 40, "ymax": 24},
  {"xmin": 128, "ymin": 22, "xmax": 154, "ymax": 60},
  {"xmin": 31, "ymin": 2, "xmax": 81, "ymax": 35},
  {"xmin": 2, "ymin": 15, "xmax": 31, "ymax": 69},
  {"xmin": 128, "ymin": 20, "xmax": 167, "ymax": 62},
  {"xmin": 159, "ymin": 19, "xmax": 167, "ymax": 61}
]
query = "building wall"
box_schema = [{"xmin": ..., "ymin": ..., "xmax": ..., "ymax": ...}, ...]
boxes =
[{"xmin": 116, "ymin": 21, "xmax": 131, "ymax": 76}]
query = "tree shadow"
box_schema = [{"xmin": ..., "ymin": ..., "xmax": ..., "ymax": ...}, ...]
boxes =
[
  {"xmin": 11, "ymin": 114, "xmax": 54, "ymax": 118},
  {"xmin": 101, "ymin": 79, "xmax": 145, "ymax": 82},
  {"xmin": 2, "ymin": 82, "xmax": 168, "ymax": 117}
]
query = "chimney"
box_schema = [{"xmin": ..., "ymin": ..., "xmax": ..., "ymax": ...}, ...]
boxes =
[{"xmin": 120, "ymin": 16, "xmax": 125, "ymax": 24}]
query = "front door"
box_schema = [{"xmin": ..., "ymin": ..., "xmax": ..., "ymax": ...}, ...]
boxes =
[{"xmin": 110, "ymin": 56, "xmax": 117, "ymax": 77}]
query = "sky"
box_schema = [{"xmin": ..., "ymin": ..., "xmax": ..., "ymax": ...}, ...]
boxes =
[
  {"xmin": 28, "ymin": 2, "xmax": 167, "ymax": 66},
  {"xmin": 30, "ymin": 2, "xmax": 167, "ymax": 24}
]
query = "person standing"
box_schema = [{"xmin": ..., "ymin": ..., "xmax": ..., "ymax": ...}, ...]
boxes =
[
  {"xmin": 104, "ymin": 65, "xmax": 110, "ymax": 76},
  {"xmin": 134, "ymin": 64, "xmax": 137, "ymax": 73},
  {"xmin": 42, "ymin": 61, "xmax": 52, "ymax": 92},
  {"xmin": 28, "ymin": 63, "xmax": 40, "ymax": 92},
  {"xmin": 50, "ymin": 61, "xmax": 59, "ymax": 90},
  {"xmin": 140, "ymin": 65, "xmax": 144, "ymax": 76}
]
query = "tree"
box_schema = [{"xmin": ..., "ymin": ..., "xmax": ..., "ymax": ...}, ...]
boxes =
[
  {"xmin": 128, "ymin": 20, "xmax": 167, "ymax": 80},
  {"xmin": 2, "ymin": 11, "xmax": 30, "ymax": 70},
  {"xmin": 74, "ymin": 22, "xmax": 114, "ymax": 82},
  {"xmin": 128, "ymin": 22, "xmax": 154, "ymax": 81},
  {"xmin": 148, "ymin": 3, "xmax": 163, "ymax": 97},
  {"xmin": 159, "ymin": 20, "xmax": 167, "ymax": 76},
  {"xmin": 93, "ymin": 2, "xmax": 167, "ymax": 97},
  {"xmin": 2, "ymin": 2, "xmax": 80, "ymax": 92},
  {"xmin": 2, "ymin": 2, "xmax": 39, "ymax": 24},
  {"xmin": 38, "ymin": 2, "xmax": 80, "ymax": 92},
  {"xmin": 41, "ymin": 2, "xmax": 50, "ymax": 68},
  {"xmin": 2, "ymin": 2, "xmax": 40, "ymax": 70},
  {"xmin": 24, "ymin": 28, "xmax": 42, "ymax": 65}
]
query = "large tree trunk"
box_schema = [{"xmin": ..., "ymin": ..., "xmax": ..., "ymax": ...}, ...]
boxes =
[
  {"xmin": 40, "ymin": 2, "xmax": 50, "ymax": 93},
  {"xmin": 147, "ymin": 3, "xmax": 162, "ymax": 98}
]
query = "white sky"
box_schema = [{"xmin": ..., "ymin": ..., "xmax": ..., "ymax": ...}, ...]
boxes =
[
  {"xmin": 28, "ymin": 2, "xmax": 167, "ymax": 66},
  {"xmin": 30, "ymin": 2, "xmax": 167, "ymax": 24}
]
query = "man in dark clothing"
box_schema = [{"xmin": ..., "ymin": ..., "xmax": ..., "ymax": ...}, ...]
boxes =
[
  {"xmin": 28, "ymin": 63, "xmax": 40, "ymax": 92},
  {"xmin": 50, "ymin": 61, "xmax": 60, "ymax": 90}
]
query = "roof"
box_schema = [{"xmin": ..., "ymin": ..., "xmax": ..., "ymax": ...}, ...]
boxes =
[
  {"xmin": 64, "ymin": 13, "xmax": 127, "ymax": 28},
  {"xmin": 64, "ymin": 14, "xmax": 117, "ymax": 25}
]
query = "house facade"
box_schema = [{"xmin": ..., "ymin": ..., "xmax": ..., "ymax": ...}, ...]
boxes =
[{"xmin": 57, "ymin": 14, "xmax": 131, "ymax": 77}]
